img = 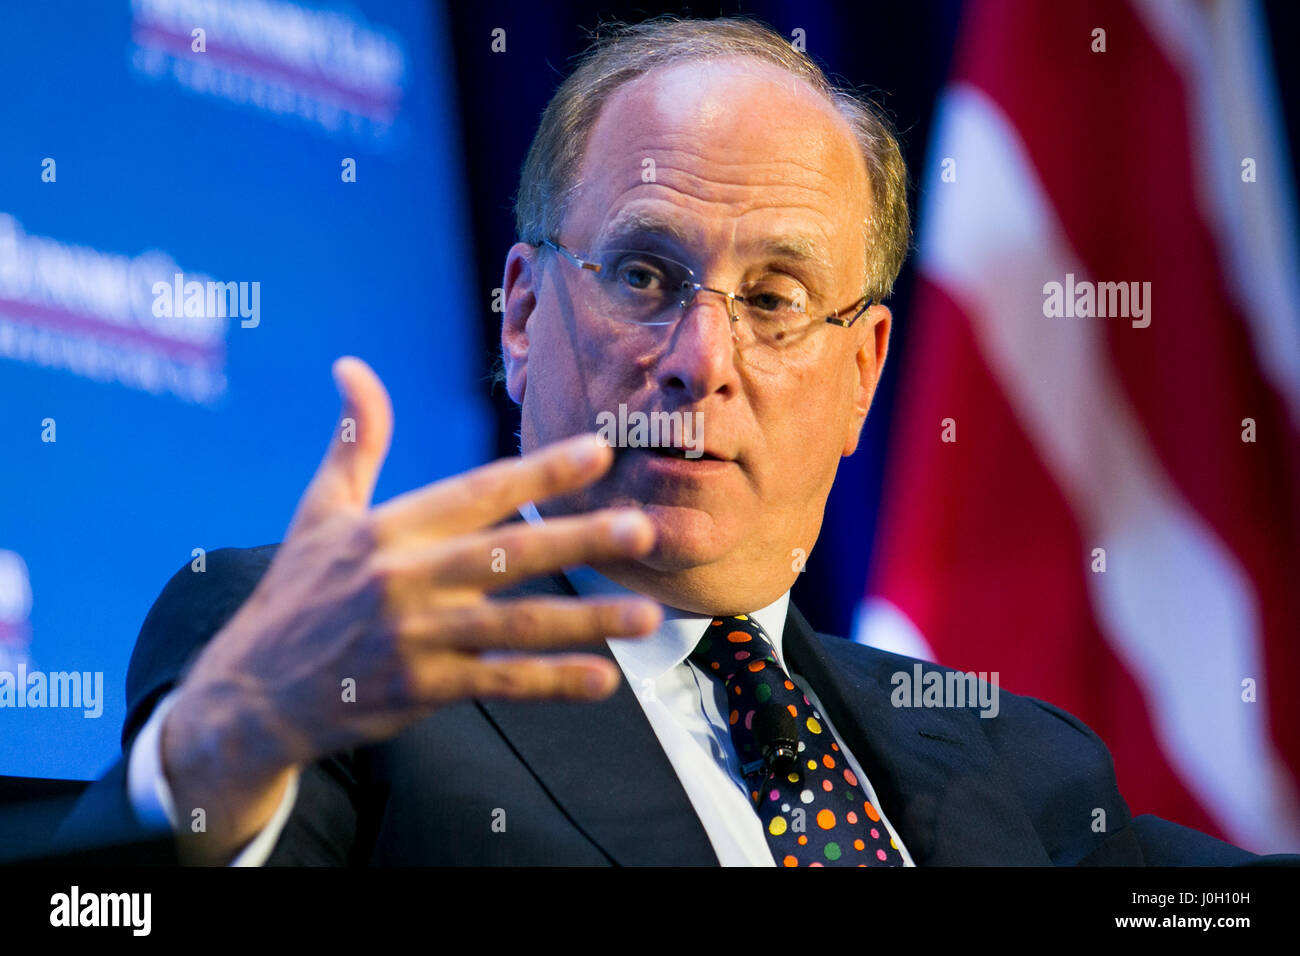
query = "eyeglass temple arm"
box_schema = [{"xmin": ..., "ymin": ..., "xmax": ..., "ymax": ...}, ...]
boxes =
[
  {"xmin": 826, "ymin": 296, "xmax": 874, "ymax": 328},
  {"xmin": 540, "ymin": 239, "xmax": 603, "ymax": 273}
]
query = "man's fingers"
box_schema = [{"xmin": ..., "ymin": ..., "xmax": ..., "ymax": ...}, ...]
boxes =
[
  {"xmin": 395, "ymin": 596, "xmax": 662, "ymax": 652},
  {"xmin": 290, "ymin": 357, "xmax": 394, "ymax": 533},
  {"xmin": 382, "ymin": 509, "xmax": 655, "ymax": 597},
  {"xmin": 414, "ymin": 653, "xmax": 626, "ymax": 703},
  {"xmin": 371, "ymin": 434, "xmax": 613, "ymax": 543}
]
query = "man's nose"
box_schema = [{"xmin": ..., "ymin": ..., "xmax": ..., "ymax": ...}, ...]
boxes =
[{"xmin": 653, "ymin": 289, "xmax": 741, "ymax": 401}]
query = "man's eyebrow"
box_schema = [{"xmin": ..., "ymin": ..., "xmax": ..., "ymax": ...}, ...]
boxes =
[
  {"xmin": 597, "ymin": 211, "xmax": 693, "ymax": 248},
  {"xmin": 596, "ymin": 211, "xmax": 834, "ymax": 275},
  {"xmin": 748, "ymin": 234, "xmax": 834, "ymax": 274}
]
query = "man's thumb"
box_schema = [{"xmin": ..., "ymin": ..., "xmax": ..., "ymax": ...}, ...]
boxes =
[{"xmin": 291, "ymin": 357, "xmax": 394, "ymax": 532}]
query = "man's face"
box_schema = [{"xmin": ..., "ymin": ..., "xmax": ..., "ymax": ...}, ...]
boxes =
[{"xmin": 502, "ymin": 57, "xmax": 890, "ymax": 615}]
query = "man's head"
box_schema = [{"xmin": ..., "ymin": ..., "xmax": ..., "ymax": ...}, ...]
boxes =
[{"xmin": 500, "ymin": 17, "xmax": 910, "ymax": 615}]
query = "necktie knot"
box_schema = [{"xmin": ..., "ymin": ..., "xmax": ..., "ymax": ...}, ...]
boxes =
[{"xmin": 688, "ymin": 614, "xmax": 779, "ymax": 683}]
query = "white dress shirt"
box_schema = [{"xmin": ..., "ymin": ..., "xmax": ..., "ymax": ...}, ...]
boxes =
[{"xmin": 128, "ymin": 503, "xmax": 913, "ymax": 866}]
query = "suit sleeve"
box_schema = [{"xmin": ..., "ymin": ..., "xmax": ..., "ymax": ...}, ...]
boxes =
[
  {"xmin": 55, "ymin": 546, "xmax": 361, "ymax": 864},
  {"xmin": 125, "ymin": 687, "xmax": 302, "ymax": 865}
]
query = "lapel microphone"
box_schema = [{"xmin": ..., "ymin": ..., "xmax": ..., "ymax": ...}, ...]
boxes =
[{"xmin": 752, "ymin": 703, "xmax": 800, "ymax": 775}]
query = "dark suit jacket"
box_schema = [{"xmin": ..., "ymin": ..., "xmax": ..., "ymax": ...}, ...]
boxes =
[{"xmin": 57, "ymin": 545, "xmax": 1276, "ymax": 865}]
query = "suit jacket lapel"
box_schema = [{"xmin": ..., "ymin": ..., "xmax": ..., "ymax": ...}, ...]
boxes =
[
  {"xmin": 476, "ymin": 561, "xmax": 1049, "ymax": 865},
  {"xmin": 477, "ymin": 572, "xmax": 719, "ymax": 866},
  {"xmin": 782, "ymin": 603, "xmax": 1051, "ymax": 865}
]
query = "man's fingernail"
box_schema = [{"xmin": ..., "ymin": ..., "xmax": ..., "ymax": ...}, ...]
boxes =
[
  {"xmin": 586, "ymin": 670, "xmax": 613, "ymax": 694},
  {"xmin": 622, "ymin": 602, "xmax": 657, "ymax": 631},
  {"xmin": 611, "ymin": 511, "xmax": 649, "ymax": 546},
  {"xmin": 567, "ymin": 435, "xmax": 603, "ymax": 467}
]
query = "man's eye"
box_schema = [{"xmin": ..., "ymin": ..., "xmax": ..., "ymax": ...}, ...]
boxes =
[
  {"xmin": 744, "ymin": 281, "xmax": 807, "ymax": 314},
  {"xmin": 613, "ymin": 257, "xmax": 673, "ymax": 292},
  {"xmin": 747, "ymin": 291, "xmax": 789, "ymax": 312}
]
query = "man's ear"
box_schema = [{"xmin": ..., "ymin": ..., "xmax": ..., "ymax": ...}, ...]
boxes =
[
  {"xmin": 842, "ymin": 303, "xmax": 891, "ymax": 457},
  {"xmin": 501, "ymin": 242, "xmax": 541, "ymax": 405}
]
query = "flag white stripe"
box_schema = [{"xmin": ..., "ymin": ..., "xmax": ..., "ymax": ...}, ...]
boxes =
[
  {"xmin": 854, "ymin": 596, "xmax": 937, "ymax": 662},
  {"xmin": 914, "ymin": 84, "xmax": 1300, "ymax": 851},
  {"xmin": 1134, "ymin": 0, "xmax": 1300, "ymax": 429}
]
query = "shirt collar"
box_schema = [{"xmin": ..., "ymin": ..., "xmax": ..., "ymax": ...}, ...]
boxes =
[{"xmin": 518, "ymin": 501, "xmax": 791, "ymax": 680}]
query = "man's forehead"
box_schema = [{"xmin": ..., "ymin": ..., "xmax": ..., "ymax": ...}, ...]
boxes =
[
  {"xmin": 566, "ymin": 57, "xmax": 869, "ymax": 261},
  {"xmin": 610, "ymin": 56, "xmax": 844, "ymax": 132}
]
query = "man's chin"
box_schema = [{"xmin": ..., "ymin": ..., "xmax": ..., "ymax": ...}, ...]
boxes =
[{"xmin": 625, "ymin": 502, "xmax": 734, "ymax": 571}]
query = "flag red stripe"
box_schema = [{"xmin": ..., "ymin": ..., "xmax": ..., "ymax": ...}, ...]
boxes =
[
  {"xmin": 953, "ymin": 0, "xmax": 1300, "ymax": 811},
  {"xmin": 870, "ymin": 278, "xmax": 1225, "ymax": 837}
]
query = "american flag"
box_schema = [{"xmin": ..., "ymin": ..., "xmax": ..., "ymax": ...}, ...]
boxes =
[{"xmin": 857, "ymin": 0, "xmax": 1300, "ymax": 852}]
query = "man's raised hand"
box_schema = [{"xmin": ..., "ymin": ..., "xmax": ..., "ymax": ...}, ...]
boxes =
[{"xmin": 159, "ymin": 357, "xmax": 659, "ymax": 861}]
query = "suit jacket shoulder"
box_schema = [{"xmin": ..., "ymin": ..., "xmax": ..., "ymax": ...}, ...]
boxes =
[
  {"xmin": 123, "ymin": 545, "xmax": 281, "ymax": 749},
  {"xmin": 793, "ymin": 617, "xmax": 1264, "ymax": 865}
]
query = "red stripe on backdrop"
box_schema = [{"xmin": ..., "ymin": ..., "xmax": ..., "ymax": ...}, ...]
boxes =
[
  {"xmin": 869, "ymin": 278, "xmax": 1223, "ymax": 838},
  {"xmin": 953, "ymin": 0, "xmax": 1300, "ymax": 818}
]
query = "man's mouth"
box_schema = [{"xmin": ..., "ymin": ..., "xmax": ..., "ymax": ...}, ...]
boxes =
[{"xmin": 647, "ymin": 446, "xmax": 727, "ymax": 462}]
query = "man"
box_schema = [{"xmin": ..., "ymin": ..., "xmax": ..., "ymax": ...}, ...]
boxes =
[{"xmin": 57, "ymin": 16, "xmax": 1267, "ymax": 865}]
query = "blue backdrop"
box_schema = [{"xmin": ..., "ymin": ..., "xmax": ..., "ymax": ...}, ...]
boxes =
[{"xmin": 0, "ymin": 0, "xmax": 490, "ymax": 779}]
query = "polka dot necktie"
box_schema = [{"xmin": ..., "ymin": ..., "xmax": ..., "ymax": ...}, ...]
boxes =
[{"xmin": 689, "ymin": 614, "xmax": 904, "ymax": 867}]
